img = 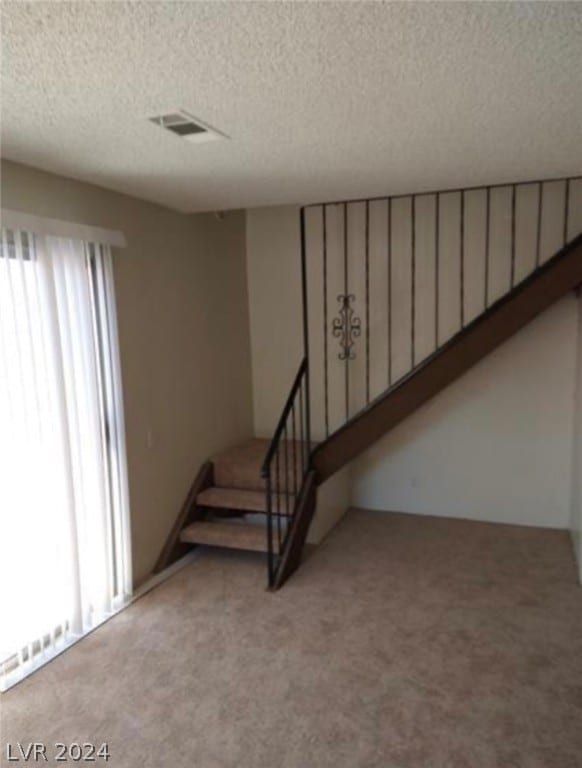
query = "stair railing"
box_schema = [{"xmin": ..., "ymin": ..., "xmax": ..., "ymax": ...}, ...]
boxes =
[
  {"xmin": 302, "ymin": 175, "xmax": 582, "ymax": 441},
  {"xmin": 261, "ymin": 356, "xmax": 311, "ymax": 588},
  {"xmin": 263, "ymin": 174, "xmax": 580, "ymax": 587}
]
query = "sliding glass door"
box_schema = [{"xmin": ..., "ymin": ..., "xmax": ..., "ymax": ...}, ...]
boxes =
[{"xmin": 0, "ymin": 228, "xmax": 131, "ymax": 689}]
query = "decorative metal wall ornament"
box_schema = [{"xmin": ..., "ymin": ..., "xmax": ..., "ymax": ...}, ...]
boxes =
[{"xmin": 332, "ymin": 294, "xmax": 361, "ymax": 360}]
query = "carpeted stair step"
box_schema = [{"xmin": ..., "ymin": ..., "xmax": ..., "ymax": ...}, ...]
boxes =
[
  {"xmin": 211, "ymin": 438, "xmax": 269, "ymax": 491},
  {"xmin": 196, "ymin": 486, "xmax": 293, "ymax": 515},
  {"xmin": 212, "ymin": 437, "xmax": 312, "ymax": 492},
  {"xmin": 180, "ymin": 520, "xmax": 267, "ymax": 552}
]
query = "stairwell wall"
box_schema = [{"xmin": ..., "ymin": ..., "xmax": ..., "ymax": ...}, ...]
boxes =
[
  {"xmin": 2, "ymin": 160, "xmax": 255, "ymax": 587},
  {"xmin": 351, "ymin": 298, "xmax": 577, "ymax": 529},
  {"xmin": 246, "ymin": 193, "xmax": 580, "ymax": 533}
]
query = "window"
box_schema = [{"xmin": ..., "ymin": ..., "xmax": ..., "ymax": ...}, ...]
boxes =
[{"xmin": 0, "ymin": 225, "xmax": 131, "ymax": 690}]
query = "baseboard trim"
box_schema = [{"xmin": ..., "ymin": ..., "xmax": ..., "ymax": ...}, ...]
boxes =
[{"xmin": 0, "ymin": 550, "xmax": 200, "ymax": 693}]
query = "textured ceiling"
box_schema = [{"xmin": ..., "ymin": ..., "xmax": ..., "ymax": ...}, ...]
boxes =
[{"xmin": 2, "ymin": 1, "xmax": 581, "ymax": 213}]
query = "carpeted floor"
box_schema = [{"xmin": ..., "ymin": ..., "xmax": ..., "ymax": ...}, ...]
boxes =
[{"xmin": 2, "ymin": 508, "xmax": 582, "ymax": 768}]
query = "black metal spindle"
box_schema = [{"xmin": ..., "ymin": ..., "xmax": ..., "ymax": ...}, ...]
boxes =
[
  {"xmin": 292, "ymin": 401, "xmax": 297, "ymax": 504},
  {"xmin": 322, "ymin": 205, "xmax": 329, "ymax": 437},
  {"xmin": 275, "ymin": 443, "xmax": 281, "ymax": 552},
  {"xmin": 411, "ymin": 195, "xmax": 416, "ymax": 368},
  {"xmin": 266, "ymin": 471, "xmax": 274, "ymax": 586},
  {"xmin": 460, "ymin": 191, "xmax": 465, "ymax": 328},
  {"xmin": 303, "ymin": 374, "xmax": 308, "ymax": 471},
  {"xmin": 283, "ymin": 424, "xmax": 290, "ymax": 521},
  {"xmin": 536, "ymin": 182, "xmax": 543, "ymax": 267},
  {"xmin": 564, "ymin": 179, "xmax": 571, "ymax": 245},
  {"xmin": 435, "ymin": 193, "xmax": 440, "ymax": 349},
  {"xmin": 299, "ymin": 378, "xmax": 305, "ymax": 473},
  {"xmin": 343, "ymin": 202, "xmax": 349, "ymax": 421},
  {"xmin": 510, "ymin": 185, "xmax": 516, "ymax": 288},
  {"xmin": 365, "ymin": 200, "xmax": 370, "ymax": 403},
  {"xmin": 387, "ymin": 197, "xmax": 392, "ymax": 386},
  {"xmin": 299, "ymin": 208, "xmax": 311, "ymax": 475},
  {"xmin": 485, "ymin": 187, "xmax": 490, "ymax": 309}
]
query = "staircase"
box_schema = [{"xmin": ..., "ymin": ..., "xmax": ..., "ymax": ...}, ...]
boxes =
[
  {"xmin": 156, "ymin": 175, "xmax": 582, "ymax": 590},
  {"xmin": 155, "ymin": 439, "xmax": 274, "ymax": 561},
  {"xmin": 154, "ymin": 436, "xmax": 313, "ymax": 586}
]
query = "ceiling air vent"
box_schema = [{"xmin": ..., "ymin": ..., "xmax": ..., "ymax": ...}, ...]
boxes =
[{"xmin": 149, "ymin": 111, "xmax": 228, "ymax": 144}]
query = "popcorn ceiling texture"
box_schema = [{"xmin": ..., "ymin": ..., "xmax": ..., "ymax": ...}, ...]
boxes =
[{"xmin": 1, "ymin": 1, "xmax": 581, "ymax": 213}]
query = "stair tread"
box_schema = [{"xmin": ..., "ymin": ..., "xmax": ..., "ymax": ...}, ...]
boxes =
[
  {"xmin": 197, "ymin": 486, "xmax": 292, "ymax": 515},
  {"xmin": 180, "ymin": 520, "xmax": 267, "ymax": 552},
  {"xmin": 212, "ymin": 438, "xmax": 269, "ymax": 491},
  {"xmin": 212, "ymin": 437, "xmax": 315, "ymax": 492}
]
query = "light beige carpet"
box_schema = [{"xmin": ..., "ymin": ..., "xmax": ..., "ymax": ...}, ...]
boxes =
[{"xmin": 2, "ymin": 509, "xmax": 582, "ymax": 768}]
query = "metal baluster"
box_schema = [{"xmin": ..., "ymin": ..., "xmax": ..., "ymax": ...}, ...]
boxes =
[
  {"xmin": 266, "ymin": 470, "xmax": 274, "ymax": 587},
  {"xmin": 564, "ymin": 179, "xmax": 571, "ymax": 245},
  {"xmin": 460, "ymin": 190, "xmax": 465, "ymax": 328},
  {"xmin": 411, "ymin": 195, "xmax": 416, "ymax": 368},
  {"xmin": 485, "ymin": 187, "xmax": 490, "ymax": 309},
  {"xmin": 435, "ymin": 193, "xmax": 440, "ymax": 349},
  {"xmin": 343, "ymin": 202, "xmax": 349, "ymax": 420},
  {"xmin": 305, "ymin": 371, "xmax": 310, "ymax": 475},
  {"xmin": 284, "ymin": 424, "xmax": 290, "ymax": 522},
  {"xmin": 299, "ymin": 377, "xmax": 305, "ymax": 475},
  {"xmin": 510, "ymin": 185, "xmax": 516, "ymax": 288},
  {"xmin": 292, "ymin": 401, "xmax": 297, "ymax": 506},
  {"xmin": 365, "ymin": 200, "xmax": 370, "ymax": 404},
  {"xmin": 387, "ymin": 197, "xmax": 392, "ymax": 386},
  {"xmin": 536, "ymin": 182, "xmax": 543, "ymax": 268},
  {"xmin": 306, "ymin": 372, "xmax": 311, "ymax": 475},
  {"xmin": 300, "ymin": 208, "xmax": 311, "ymax": 479},
  {"xmin": 275, "ymin": 443, "xmax": 281, "ymax": 553},
  {"xmin": 322, "ymin": 206, "xmax": 329, "ymax": 437}
]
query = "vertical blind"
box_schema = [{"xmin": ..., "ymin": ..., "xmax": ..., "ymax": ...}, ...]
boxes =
[{"xmin": 0, "ymin": 227, "xmax": 131, "ymax": 689}]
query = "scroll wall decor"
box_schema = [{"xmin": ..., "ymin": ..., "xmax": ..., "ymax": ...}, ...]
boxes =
[{"xmin": 332, "ymin": 293, "xmax": 361, "ymax": 360}]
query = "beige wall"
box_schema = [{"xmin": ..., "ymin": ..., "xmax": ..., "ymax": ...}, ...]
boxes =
[
  {"xmin": 308, "ymin": 466, "xmax": 351, "ymax": 544},
  {"xmin": 246, "ymin": 205, "xmax": 303, "ymax": 436},
  {"xmin": 1, "ymin": 160, "xmax": 254, "ymax": 586},
  {"xmin": 352, "ymin": 298, "xmax": 577, "ymax": 528}
]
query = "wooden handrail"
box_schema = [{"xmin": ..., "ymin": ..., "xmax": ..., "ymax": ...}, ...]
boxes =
[{"xmin": 312, "ymin": 233, "xmax": 582, "ymax": 483}]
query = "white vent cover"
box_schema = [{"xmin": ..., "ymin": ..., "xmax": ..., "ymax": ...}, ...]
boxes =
[{"xmin": 149, "ymin": 111, "xmax": 228, "ymax": 144}]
